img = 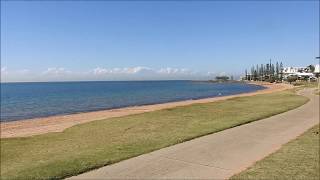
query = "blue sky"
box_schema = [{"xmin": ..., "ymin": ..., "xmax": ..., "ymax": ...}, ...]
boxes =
[{"xmin": 1, "ymin": 1, "xmax": 319, "ymax": 82}]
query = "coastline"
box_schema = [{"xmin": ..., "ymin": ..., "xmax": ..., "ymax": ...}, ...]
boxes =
[{"xmin": 0, "ymin": 82, "xmax": 292, "ymax": 138}]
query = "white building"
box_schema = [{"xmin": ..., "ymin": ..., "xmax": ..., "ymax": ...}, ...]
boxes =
[
  {"xmin": 283, "ymin": 66, "xmax": 315, "ymax": 81},
  {"xmin": 283, "ymin": 67, "xmax": 309, "ymax": 74},
  {"xmin": 315, "ymin": 64, "xmax": 320, "ymax": 73}
]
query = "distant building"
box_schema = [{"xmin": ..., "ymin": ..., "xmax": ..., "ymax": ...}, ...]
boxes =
[
  {"xmin": 283, "ymin": 67, "xmax": 311, "ymax": 74},
  {"xmin": 283, "ymin": 66, "xmax": 316, "ymax": 81},
  {"xmin": 314, "ymin": 64, "xmax": 320, "ymax": 78},
  {"xmin": 315, "ymin": 64, "xmax": 320, "ymax": 73}
]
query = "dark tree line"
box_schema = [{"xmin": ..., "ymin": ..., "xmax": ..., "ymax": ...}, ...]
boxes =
[
  {"xmin": 215, "ymin": 76, "xmax": 229, "ymax": 81},
  {"xmin": 244, "ymin": 60, "xmax": 284, "ymax": 82}
]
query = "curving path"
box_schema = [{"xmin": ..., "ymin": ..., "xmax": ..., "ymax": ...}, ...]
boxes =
[{"xmin": 70, "ymin": 88, "xmax": 319, "ymax": 180}]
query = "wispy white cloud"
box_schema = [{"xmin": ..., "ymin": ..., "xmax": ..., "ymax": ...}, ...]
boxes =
[
  {"xmin": 1, "ymin": 66, "xmax": 223, "ymax": 82},
  {"xmin": 92, "ymin": 66, "xmax": 154, "ymax": 75},
  {"xmin": 92, "ymin": 67, "xmax": 193, "ymax": 76},
  {"xmin": 1, "ymin": 66, "xmax": 8, "ymax": 75},
  {"xmin": 1, "ymin": 67, "xmax": 32, "ymax": 81},
  {"xmin": 157, "ymin": 68, "xmax": 193, "ymax": 75},
  {"xmin": 42, "ymin": 67, "xmax": 72, "ymax": 76},
  {"xmin": 17, "ymin": 69, "xmax": 30, "ymax": 74}
]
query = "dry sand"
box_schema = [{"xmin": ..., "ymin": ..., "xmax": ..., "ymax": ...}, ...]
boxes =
[{"xmin": 0, "ymin": 82, "xmax": 292, "ymax": 138}]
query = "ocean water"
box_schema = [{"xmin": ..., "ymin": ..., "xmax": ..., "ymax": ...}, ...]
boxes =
[{"xmin": 0, "ymin": 81, "xmax": 265, "ymax": 122}]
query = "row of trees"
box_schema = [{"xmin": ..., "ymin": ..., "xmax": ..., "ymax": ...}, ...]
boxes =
[{"xmin": 244, "ymin": 60, "xmax": 284, "ymax": 82}]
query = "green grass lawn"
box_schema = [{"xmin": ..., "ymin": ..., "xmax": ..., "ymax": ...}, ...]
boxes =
[
  {"xmin": 292, "ymin": 81, "xmax": 319, "ymax": 93},
  {"xmin": 231, "ymin": 124, "xmax": 319, "ymax": 180},
  {"xmin": 1, "ymin": 90, "xmax": 309, "ymax": 179},
  {"xmin": 292, "ymin": 81, "xmax": 318, "ymax": 88},
  {"xmin": 290, "ymin": 81, "xmax": 319, "ymax": 95}
]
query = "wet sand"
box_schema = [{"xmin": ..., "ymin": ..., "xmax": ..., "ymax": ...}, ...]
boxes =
[{"xmin": 0, "ymin": 82, "xmax": 292, "ymax": 138}]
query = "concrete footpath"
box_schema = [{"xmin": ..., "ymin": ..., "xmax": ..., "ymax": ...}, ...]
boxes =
[{"xmin": 70, "ymin": 88, "xmax": 319, "ymax": 179}]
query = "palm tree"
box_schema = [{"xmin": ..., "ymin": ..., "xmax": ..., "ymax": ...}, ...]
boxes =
[
  {"xmin": 276, "ymin": 62, "xmax": 279, "ymax": 80},
  {"xmin": 245, "ymin": 69, "xmax": 248, "ymax": 80},
  {"xmin": 280, "ymin": 62, "xmax": 284, "ymax": 81}
]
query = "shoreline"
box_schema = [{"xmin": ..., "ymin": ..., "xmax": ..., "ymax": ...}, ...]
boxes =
[
  {"xmin": 0, "ymin": 82, "xmax": 292, "ymax": 138},
  {"xmin": 0, "ymin": 82, "xmax": 264, "ymax": 123}
]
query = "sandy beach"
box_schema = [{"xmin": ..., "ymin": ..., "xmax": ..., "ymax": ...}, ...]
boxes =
[{"xmin": 0, "ymin": 82, "xmax": 292, "ymax": 138}]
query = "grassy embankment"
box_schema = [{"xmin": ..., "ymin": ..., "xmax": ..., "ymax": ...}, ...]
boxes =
[
  {"xmin": 290, "ymin": 81, "xmax": 319, "ymax": 96},
  {"xmin": 292, "ymin": 81, "xmax": 318, "ymax": 88},
  {"xmin": 231, "ymin": 125, "xmax": 319, "ymax": 180},
  {"xmin": 292, "ymin": 81, "xmax": 319, "ymax": 91},
  {"xmin": 1, "ymin": 90, "xmax": 309, "ymax": 179}
]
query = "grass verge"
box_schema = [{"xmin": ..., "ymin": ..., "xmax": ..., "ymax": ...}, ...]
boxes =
[
  {"xmin": 292, "ymin": 81, "xmax": 318, "ymax": 88},
  {"xmin": 290, "ymin": 82, "xmax": 319, "ymax": 95},
  {"xmin": 231, "ymin": 124, "xmax": 319, "ymax": 180},
  {"xmin": 1, "ymin": 90, "xmax": 309, "ymax": 179}
]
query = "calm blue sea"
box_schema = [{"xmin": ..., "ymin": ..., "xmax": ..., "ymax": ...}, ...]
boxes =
[{"xmin": 0, "ymin": 81, "xmax": 265, "ymax": 122}]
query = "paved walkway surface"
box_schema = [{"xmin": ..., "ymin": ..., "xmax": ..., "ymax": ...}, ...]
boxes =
[{"xmin": 70, "ymin": 88, "xmax": 319, "ymax": 180}]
